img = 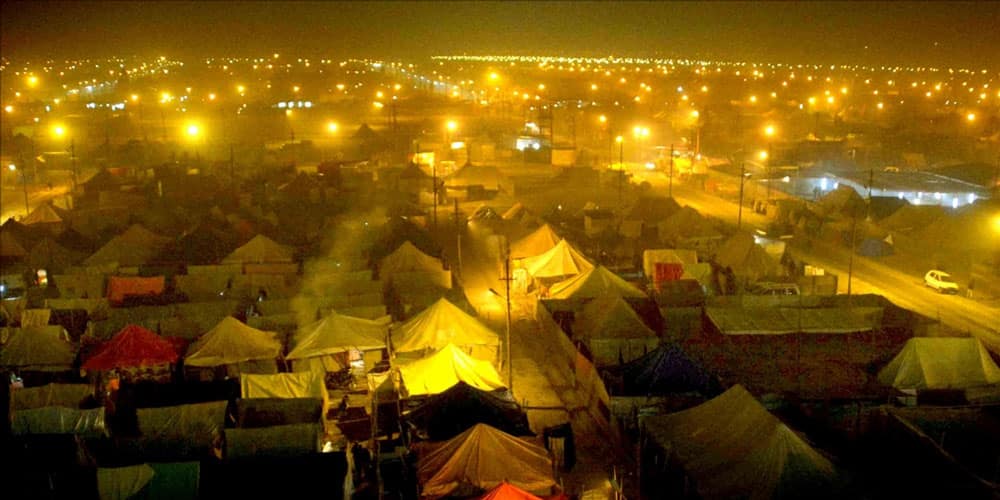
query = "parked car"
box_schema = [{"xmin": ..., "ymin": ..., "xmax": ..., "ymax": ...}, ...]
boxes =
[
  {"xmin": 924, "ymin": 270, "xmax": 959, "ymax": 294},
  {"xmin": 750, "ymin": 282, "xmax": 800, "ymax": 296}
]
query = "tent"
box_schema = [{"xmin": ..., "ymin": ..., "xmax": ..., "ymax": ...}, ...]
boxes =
[
  {"xmin": 642, "ymin": 385, "xmax": 836, "ymax": 500},
  {"xmin": 878, "ymin": 337, "xmax": 1000, "ymax": 391},
  {"xmin": 573, "ymin": 295, "xmax": 659, "ymax": 366},
  {"xmin": 155, "ymin": 222, "xmax": 241, "ymax": 265},
  {"xmin": 380, "ymin": 241, "xmax": 443, "ymax": 277},
  {"xmin": 624, "ymin": 196, "xmax": 681, "ymax": 223},
  {"xmin": 11, "ymin": 406, "xmax": 106, "ymax": 436},
  {"xmin": 136, "ymin": 401, "xmax": 227, "ymax": 457},
  {"xmin": 222, "ymin": 234, "xmax": 295, "ymax": 264},
  {"xmin": 82, "ymin": 324, "xmax": 179, "ymax": 371},
  {"xmin": 548, "ymin": 266, "xmax": 646, "ymax": 301},
  {"xmin": 27, "ymin": 237, "xmax": 84, "ymax": 274},
  {"xmin": 287, "ymin": 311, "xmax": 388, "ymax": 372},
  {"xmin": 11, "ymin": 383, "xmax": 92, "ymax": 411},
  {"xmin": 477, "ymin": 481, "xmax": 543, "ymax": 500},
  {"xmin": 520, "ymin": 239, "xmax": 593, "ymax": 279},
  {"xmin": 405, "ymin": 382, "xmax": 532, "ymax": 440},
  {"xmin": 97, "ymin": 464, "xmax": 155, "ymax": 500},
  {"xmin": 510, "ymin": 224, "xmax": 561, "ymax": 260},
  {"xmin": 392, "ymin": 298, "xmax": 500, "ymax": 362},
  {"xmin": 22, "ymin": 202, "xmax": 65, "ymax": 229},
  {"xmin": 657, "ymin": 206, "xmax": 722, "ymax": 243},
  {"xmin": 0, "ymin": 326, "xmax": 76, "ymax": 371},
  {"xmin": 445, "ymin": 165, "xmax": 509, "ymax": 192},
  {"xmin": 418, "ymin": 423, "xmax": 555, "ymax": 498},
  {"xmin": 84, "ymin": 224, "xmax": 171, "ymax": 267},
  {"xmin": 226, "ymin": 423, "xmax": 321, "ymax": 460},
  {"xmin": 106, "ymin": 275, "xmax": 166, "ymax": 305},
  {"xmin": 0, "ymin": 227, "xmax": 30, "ymax": 259},
  {"xmin": 236, "ymin": 398, "xmax": 324, "ymax": 428},
  {"xmin": 605, "ymin": 344, "xmax": 719, "ymax": 396},
  {"xmin": 397, "ymin": 344, "xmax": 505, "ymax": 397},
  {"xmin": 714, "ymin": 232, "xmax": 782, "ymax": 284},
  {"xmin": 184, "ymin": 317, "xmax": 282, "ymax": 368}
]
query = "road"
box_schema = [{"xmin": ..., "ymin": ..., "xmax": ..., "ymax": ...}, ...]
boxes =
[{"xmin": 633, "ymin": 168, "xmax": 1000, "ymax": 350}]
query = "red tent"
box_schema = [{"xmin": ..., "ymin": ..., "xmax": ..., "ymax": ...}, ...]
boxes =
[
  {"xmin": 478, "ymin": 482, "xmax": 543, "ymax": 500},
  {"xmin": 82, "ymin": 324, "xmax": 179, "ymax": 370}
]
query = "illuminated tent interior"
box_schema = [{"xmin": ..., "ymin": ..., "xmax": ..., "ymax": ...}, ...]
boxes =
[
  {"xmin": 520, "ymin": 238, "xmax": 593, "ymax": 279},
  {"xmin": 509, "ymin": 223, "xmax": 561, "ymax": 260},
  {"xmin": 396, "ymin": 344, "xmax": 505, "ymax": 397},
  {"xmin": 392, "ymin": 297, "xmax": 500, "ymax": 362}
]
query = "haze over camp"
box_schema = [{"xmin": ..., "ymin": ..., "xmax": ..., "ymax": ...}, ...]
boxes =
[{"xmin": 2, "ymin": 1, "xmax": 1000, "ymax": 499}]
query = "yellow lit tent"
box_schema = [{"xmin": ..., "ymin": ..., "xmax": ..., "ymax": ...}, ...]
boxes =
[
  {"xmin": 287, "ymin": 311, "xmax": 388, "ymax": 373},
  {"xmin": 520, "ymin": 239, "xmax": 592, "ymax": 279},
  {"xmin": 878, "ymin": 337, "xmax": 1000, "ymax": 390},
  {"xmin": 548, "ymin": 266, "xmax": 646, "ymax": 300},
  {"xmin": 510, "ymin": 224, "xmax": 561, "ymax": 260},
  {"xmin": 392, "ymin": 298, "xmax": 500, "ymax": 362},
  {"xmin": 380, "ymin": 241, "xmax": 443, "ymax": 277},
  {"xmin": 222, "ymin": 234, "xmax": 295, "ymax": 264},
  {"xmin": 397, "ymin": 344, "xmax": 505, "ymax": 397},
  {"xmin": 184, "ymin": 317, "xmax": 282, "ymax": 372}
]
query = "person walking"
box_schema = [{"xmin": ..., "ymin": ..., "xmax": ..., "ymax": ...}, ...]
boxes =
[{"xmin": 967, "ymin": 278, "xmax": 976, "ymax": 299}]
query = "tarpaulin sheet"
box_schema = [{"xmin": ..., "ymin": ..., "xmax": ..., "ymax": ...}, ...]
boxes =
[
  {"xmin": 20, "ymin": 308, "xmax": 52, "ymax": 327},
  {"xmin": 97, "ymin": 464, "xmax": 155, "ymax": 500},
  {"xmin": 107, "ymin": 275, "xmax": 165, "ymax": 305},
  {"xmin": 225, "ymin": 423, "xmax": 320, "ymax": 460},
  {"xmin": 0, "ymin": 325, "xmax": 76, "ymax": 370},
  {"xmin": 11, "ymin": 383, "xmax": 92, "ymax": 411},
  {"xmin": 477, "ymin": 481, "xmax": 543, "ymax": 500},
  {"xmin": 405, "ymin": 382, "xmax": 532, "ymax": 441},
  {"xmin": 510, "ymin": 224, "xmax": 561, "ymax": 260},
  {"xmin": 380, "ymin": 241, "xmax": 443, "ymax": 277},
  {"xmin": 53, "ymin": 273, "xmax": 106, "ymax": 299},
  {"xmin": 418, "ymin": 424, "xmax": 555, "ymax": 498},
  {"xmin": 288, "ymin": 311, "xmax": 387, "ymax": 361},
  {"xmin": 398, "ymin": 344, "xmax": 505, "ymax": 397},
  {"xmin": 12, "ymin": 406, "xmax": 106, "ymax": 436},
  {"xmin": 236, "ymin": 398, "xmax": 323, "ymax": 428},
  {"xmin": 45, "ymin": 298, "xmax": 110, "ymax": 317},
  {"xmin": 137, "ymin": 401, "xmax": 227, "ymax": 446},
  {"xmin": 520, "ymin": 239, "xmax": 592, "ymax": 279},
  {"xmin": 147, "ymin": 462, "xmax": 200, "ymax": 500},
  {"xmin": 82, "ymin": 324, "xmax": 178, "ymax": 370},
  {"xmin": 547, "ymin": 266, "xmax": 646, "ymax": 300},
  {"xmin": 241, "ymin": 371, "xmax": 328, "ymax": 403}
]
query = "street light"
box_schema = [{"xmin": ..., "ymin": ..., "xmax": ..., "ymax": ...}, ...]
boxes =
[
  {"xmin": 763, "ymin": 124, "xmax": 777, "ymax": 202},
  {"xmin": 51, "ymin": 124, "xmax": 78, "ymax": 195},
  {"xmin": 325, "ymin": 121, "xmax": 339, "ymax": 161}
]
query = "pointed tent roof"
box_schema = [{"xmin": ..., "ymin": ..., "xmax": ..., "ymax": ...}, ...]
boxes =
[
  {"xmin": 28, "ymin": 237, "xmax": 84, "ymax": 273},
  {"xmin": 613, "ymin": 343, "xmax": 719, "ymax": 395},
  {"xmin": 574, "ymin": 294, "xmax": 655, "ymax": 340},
  {"xmin": 477, "ymin": 481, "xmax": 543, "ymax": 500},
  {"xmin": 287, "ymin": 311, "xmax": 388, "ymax": 360},
  {"xmin": 398, "ymin": 344, "xmax": 505, "ymax": 396},
  {"xmin": 82, "ymin": 324, "xmax": 179, "ymax": 370},
  {"xmin": 380, "ymin": 241, "xmax": 443, "ymax": 277},
  {"xmin": 715, "ymin": 232, "xmax": 781, "ymax": 282},
  {"xmin": 510, "ymin": 224, "xmax": 561, "ymax": 260},
  {"xmin": 222, "ymin": 234, "xmax": 295, "ymax": 264},
  {"xmin": 184, "ymin": 316, "xmax": 282, "ymax": 367},
  {"xmin": 393, "ymin": 298, "xmax": 500, "ymax": 354},
  {"xmin": 22, "ymin": 203, "xmax": 65, "ymax": 226},
  {"xmin": 520, "ymin": 239, "xmax": 593, "ymax": 279},
  {"xmin": 625, "ymin": 196, "xmax": 681, "ymax": 222},
  {"xmin": 278, "ymin": 172, "xmax": 317, "ymax": 195},
  {"xmin": 658, "ymin": 206, "xmax": 721, "ymax": 242},
  {"xmin": 55, "ymin": 227, "xmax": 95, "ymax": 253},
  {"xmin": 405, "ymin": 382, "xmax": 532, "ymax": 441},
  {"xmin": 548, "ymin": 266, "xmax": 646, "ymax": 300},
  {"xmin": 643, "ymin": 385, "xmax": 837, "ymax": 500},
  {"xmin": 0, "ymin": 326, "xmax": 76, "ymax": 370},
  {"xmin": 373, "ymin": 216, "xmax": 440, "ymax": 261},
  {"xmin": 84, "ymin": 224, "xmax": 171, "ymax": 267},
  {"xmin": 878, "ymin": 337, "xmax": 1000, "ymax": 390},
  {"xmin": 418, "ymin": 423, "xmax": 555, "ymax": 498},
  {"xmin": 0, "ymin": 228, "xmax": 29, "ymax": 258},
  {"xmin": 155, "ymin": 222, "xmax": 240, "ymax": 265}
]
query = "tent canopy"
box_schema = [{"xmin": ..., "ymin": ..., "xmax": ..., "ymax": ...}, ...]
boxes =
[
  {"xmin": 477, "ymin": 481, "xmax": 543, "ymax": 500},
  {"xmin": 241, "ymin": 371, "xmax": 328, "ymax": 403},
  {"xmin": 714, "ymin": 232, "xmax": 782, "ymax": 282},
  {"xmin": 706, "ymin": 307, "xmax": 881, "ymax": 335},
  {"xmin": 548, "ymin": 266, "xmax": 646, "ymax": 300},
  {"xmin": 84, "ymin": 224, "xmax": 170, "ymax": 267},
  {"xmin": 184, "ymin": 317, "xmax": 282, "ymax": 367},
  {"xmin": 393, "ymin": 298, "xmax": 500, "ymax": 355},
  {"xmin": 520, "ymin": 239, "xmax": 593, "ymax": 279},
  {"xmin": 380, "ymin": 240, "xmax": 443, "ymax": 277},
  {"xmin": 510, "ymin": 224, "xmax": 561, "ymax": 260},
  {"xmin": 22, "ymin": 202, "xmax": 65, "ymax": 226},
  {"xmin": 606, "ymin": 344, "xmax": 720, "ymax": 396},
  {"xmin": 405, "ymin": 382, "xmax": 532, "ymax": 440},
  {"xmin": 0, "ymin": 326, "xmax": 76, "ymax": 371},
  {"xmin": 574, "ymin": 295, "xmax": 655, "ymax": 340},
  {"xmin": 82, "ymin": 324, "xmax": 178, "ymax": 371},
  {"xmin": 418, "ymin": 423, "xmax": 555, "ymax": 498},
  {"xmin": 287, "ymin": 311, "xmax": 387, "ymax": 360},
  {"xmin": 222, "ymin": 234, "xmax": 295, "ymax": 264},
  {"xmin": 398, "ymin": 344, "xmax": 505, "ymax": 397},
  {"xmin": 878, "ymin": 337, "xmax": 1000, "ymax": 390},
  {"xmin": 643, "ymin": 385, "xmax": 836, "ymax": 500}
]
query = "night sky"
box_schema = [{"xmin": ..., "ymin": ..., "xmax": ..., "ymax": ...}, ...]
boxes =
[{"xmin": 3, "ymin": 1, "xmax": 999, "ymax": 68}]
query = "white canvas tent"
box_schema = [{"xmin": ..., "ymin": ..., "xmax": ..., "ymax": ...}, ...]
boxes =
[
  {"xmin": 510, "ymin": 224, "xmax": 561, "ymax": 260},
  {"xmin": 380, "ymin": 241, "xmax": 443, "ymax": 277},
  {"xmin": 392, "ymin": 298, "xmax": 500, "ymax": 363},
  {"xmin": 184, "ymin": 317, "xmax": 282, "ymax": 374},
  {"xmin": 878, "ymin": 337, "xmax": 1000, "ymax": 391},
  {"xmin": 397, "ymin": 344, "xmax": 505, "ymax": 396},
  {"xmin": 548, "ymin": 266, "xmax": 646, "ymax": 300},
  {"xmin": 222, "ymin": 234, "xmax": 295, "ymax": 264},
  {"xmin": 519, "ymin": 239, "xmax": 593, "ymax": 279},
  {"xmin": 287, "ymin": 311, "xmax": 388, "ymax": 373},
  {"xmin": 574, "ymin": 295, "xmax": 659, "ymax": 366}
]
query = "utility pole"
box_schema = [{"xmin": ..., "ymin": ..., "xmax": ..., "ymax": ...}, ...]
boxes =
[
  {"xmin": 847, "ymin": 214, "xmax": 858, "ymax": 307},
  {"xmin": 618, "ymin": 137, "xmax": 624, "ymax": 208},
  {"xmin": 70, "ymin": 139, "xmax": 78, "ymax": 194},
  {"xmin": 502, "ymin": 254, "xmax": 513, "ymax": 391},
  {"xmin": 669, "ymin": 144, "xmax": 675, "ymax": 198},
  {"xmin": 738, "ymin": 159, "xmax": 746, "ymax": 230},
  {"xmin": 432, "ymin": 162, "xmax": 438, "ymax": 229},
  {"xmin": 866, "ymin": 166, "xmax": 874, "ymax": 221},
  {"xmin": 229, "ymin": 144, "xmax": 236, "ymax": 192}
]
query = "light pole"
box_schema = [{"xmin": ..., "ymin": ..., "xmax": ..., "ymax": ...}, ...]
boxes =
[
  {"xmin": 738, "ymin": 159, "xmax": 750, "ymax": 230},
  {"xmin": 9, "ymin": 161, "xmax": 29, "ymax": 217},
  {"xmin": 489, "ymin": 255, "xmax": 513, "ymax": 391},
  {"xmin": 616, "ymin": 135, "xmax": 624, "ymax": 208},
  {"xmin": 669, "ymin": 143, "xmax": 675, "ymax": 198},
  {"xmin": 763, "ymin": 124, "xmax": 776, "ymax": 203}
]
